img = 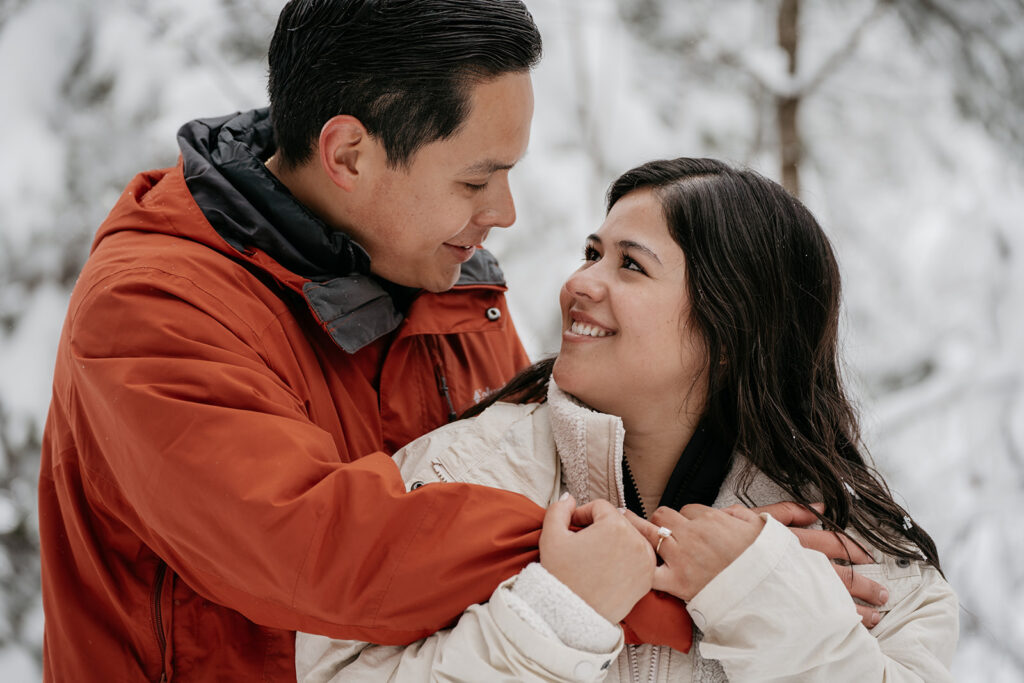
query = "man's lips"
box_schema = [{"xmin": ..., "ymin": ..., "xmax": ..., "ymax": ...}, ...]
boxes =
[{"xmin": 443, "ymin": 243, "xmax": 476, "ymax": 263}]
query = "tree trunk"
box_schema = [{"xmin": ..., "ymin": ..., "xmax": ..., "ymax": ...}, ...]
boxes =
[{"xmin": 777, "ymin": 0, "xmax": 801, "ymax": 197}]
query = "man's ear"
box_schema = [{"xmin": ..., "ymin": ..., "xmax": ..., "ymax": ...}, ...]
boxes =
[{"xmin": 319, "ymin": 115, "xmax": 370, "ymax": 192}]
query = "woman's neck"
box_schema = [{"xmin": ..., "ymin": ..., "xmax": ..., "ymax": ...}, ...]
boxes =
[{"xmin": 622, "ymin": 417, "xmax": 698, "ymax": 517}]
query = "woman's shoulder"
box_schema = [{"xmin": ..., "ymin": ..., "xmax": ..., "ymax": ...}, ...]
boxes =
[
  {"xmin": 721, "ymin": 458, "xmax": 956, "ymax": 622},
  {"xmin": 712, "ymin": 455, "xmax": 795, "ymax": 510},
  {"xmin": 392, "ymin": 402, "xmax": 561, "ymax": 506}
]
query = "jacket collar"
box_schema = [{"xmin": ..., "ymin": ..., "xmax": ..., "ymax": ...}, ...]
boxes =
[
  {"xmin": 546, "ymin": 380, "xmax": 627, "ymax": 507},
  {"xmin": 546, "ymin": 379, "xmax": 736, "ymax": 512},
  {"xmin": 175, "ymin": 108, "xmax": 506, "ymax": 353}
]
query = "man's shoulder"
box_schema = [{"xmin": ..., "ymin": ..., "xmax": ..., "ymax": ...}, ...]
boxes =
[{"xmin": 67, "ymin": 227, "xmax": 294, "ymax": 346}]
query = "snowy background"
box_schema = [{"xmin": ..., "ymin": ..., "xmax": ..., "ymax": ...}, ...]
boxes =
[{"xmin": 1, "ymin": 0, "xmax": 1022, "ymax": 679}]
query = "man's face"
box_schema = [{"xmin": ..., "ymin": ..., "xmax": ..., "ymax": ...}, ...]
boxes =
[{"xmin": 347, "ymin": 72, "xmax": 534, "ymax": 292}]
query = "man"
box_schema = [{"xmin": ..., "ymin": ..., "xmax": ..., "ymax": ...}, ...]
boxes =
[{"xmin": 38, "ymin": 1, "xmax": 684, "ymax": 681}]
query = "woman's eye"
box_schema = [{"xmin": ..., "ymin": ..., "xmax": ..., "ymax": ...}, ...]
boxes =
[
  {"xmin": 622, "ymin": 255, "xmax": 646, "ymax": 274},
  {"xmin": 583, "ymin": 245, "xmax": 600, "ymax": 262}
]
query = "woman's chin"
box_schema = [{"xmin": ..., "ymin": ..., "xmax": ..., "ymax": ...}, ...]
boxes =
[
  {"xmin": 551, "ymin": 365, "xmax": 607, "ymax": 413},
  {"xmin": 550, "ymin": 358, "xmax": 576, "ymax": 393}
]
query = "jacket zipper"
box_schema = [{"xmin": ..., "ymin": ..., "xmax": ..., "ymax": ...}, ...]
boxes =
[
  {"xmin": 151, "ymin": 561, "xmax": 168, "ymax": 683},
  {"xmin": 431, "ymin": 460, "xmax": 457, "ymax": 483},
  {"xmin": 428, "ymin": 339, "xmax": 457, "ymax": 422},
  {"xmin": 627, "ymin": 644, "xmax": 661, "ymax": 683}
]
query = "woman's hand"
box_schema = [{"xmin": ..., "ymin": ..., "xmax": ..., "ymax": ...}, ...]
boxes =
[
  {"xmin": 627, "ymin": 504, "xmax": 764, "ymax": 601},
  {"xmin": 629, "ymin": 502, "xmax": 889, "ymax": 627},
  {"xmin": 539, "ymin": 494, "xmax": 656, "ymax": 623}
]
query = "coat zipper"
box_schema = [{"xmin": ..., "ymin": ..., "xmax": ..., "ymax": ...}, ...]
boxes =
[
  {"xmin": 431, "ymin": 460, "xmax": 457, "ymax": 482},
  {"xmin": 433, "ymin": 366, "xmax": 457, "ymax": 422},
  {"xmin": 151, "ymin": 561, "xmax": 168, "ymax": 683},
  {"xmin": 627, "ymin": 643, "xmax": 662, "ymax": 682},
  {"xmin": 428, "ymin": 338, "xmax": 457, "ymax": 422}
]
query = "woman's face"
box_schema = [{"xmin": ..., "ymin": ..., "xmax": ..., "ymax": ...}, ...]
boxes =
[{"xmin": 552, "ymin": 189, "xmax": 708, "ymax": 428}]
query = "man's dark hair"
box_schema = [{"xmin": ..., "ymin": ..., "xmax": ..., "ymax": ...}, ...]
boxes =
[{"xmin": 267, "ymin": 0, "xmax": 542, "ymax": 169}]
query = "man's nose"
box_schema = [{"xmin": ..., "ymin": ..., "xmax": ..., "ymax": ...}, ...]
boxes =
[{"xmin": 477, "ymin": 177, "xmax": 516, "ymax": 229}]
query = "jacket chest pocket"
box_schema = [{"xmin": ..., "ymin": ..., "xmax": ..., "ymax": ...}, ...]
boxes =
[{"xmin": 852, "ymin": 557, "xmax": 923, "ymax": 613}]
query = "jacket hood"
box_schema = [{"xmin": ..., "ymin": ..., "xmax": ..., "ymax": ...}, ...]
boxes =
[
  {"xmin": 177, "ymin": 107, "xmax": 371, "ymax": 281},
  {"xmin": 95, "ymin": 108, "xmax": 508, "ymax": 353}
]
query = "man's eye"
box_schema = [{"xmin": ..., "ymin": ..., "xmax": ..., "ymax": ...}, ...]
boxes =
[{"xmin": 464, "ymin": 182, "xmax": 488, "ymax": 191}]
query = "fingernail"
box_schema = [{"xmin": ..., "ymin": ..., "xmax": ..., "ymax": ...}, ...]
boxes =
[
  {"xmin": 559, "ymin": 491, "xmax": 570, "ymax": 501},
  {"xmin": 878, "ymin": 589, "xmax": 889, "ymax": 605},
  {"xmin": 870, "ymin": 611, "xmax": 881, "ymax": 626}
]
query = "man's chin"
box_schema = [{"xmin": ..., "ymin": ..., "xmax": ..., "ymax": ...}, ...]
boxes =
[
  {"xmin": 422, "ymin": 271, "xmax": 462, "ymax": 293},
  {"xmin": 409, "ymin": 266, "xmax": 462, "ymax": 294},
  {"xmin": 370, "ymin": 264, "xmax": 460, "ymax": 293}
]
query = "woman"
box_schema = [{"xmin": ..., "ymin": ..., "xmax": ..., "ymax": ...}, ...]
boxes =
[{"xmin": 297, "ymin": 158, "xmax": 958, "ymax": 681}]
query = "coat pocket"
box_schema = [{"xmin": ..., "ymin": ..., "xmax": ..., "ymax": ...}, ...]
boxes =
[{"xmin": 852, "ymin": 558, "xmax": 923, "ymax": 613}]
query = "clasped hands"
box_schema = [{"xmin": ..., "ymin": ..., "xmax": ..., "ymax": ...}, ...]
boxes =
[{"xmin": 539, "ymin": 494, "xmax": 886, "ymax": 627}]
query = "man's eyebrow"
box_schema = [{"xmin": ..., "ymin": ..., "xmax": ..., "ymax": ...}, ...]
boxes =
[
  {"xmin": 460, "ymin": 159, "xmax": 517, "ymax": 176},
  {"xmin": 586, "ymin": 234, "xmax": 662, "ymax": 264}
]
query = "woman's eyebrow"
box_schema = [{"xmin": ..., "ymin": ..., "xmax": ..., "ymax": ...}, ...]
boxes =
[
  {"xmin": 618, "ymin": 240, "xmax": 661, "ymax": 264},
  {"xmin": 587, "ymin": 234, "xmax": 662, "ymax": 264}
]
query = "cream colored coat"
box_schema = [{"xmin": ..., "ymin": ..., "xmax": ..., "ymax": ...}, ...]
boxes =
[{"xmin": 297, "ymin": 385, "xmax": 958, "ymax": 682}]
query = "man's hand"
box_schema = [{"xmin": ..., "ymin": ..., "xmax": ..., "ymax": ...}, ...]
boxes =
[
  {"xmin": 746, "ymin": 502, "xmax": 889, "ymax": 628},
  {"xmin": 539, "ymin": 494, "xmax": 655, "ymax": 623}
]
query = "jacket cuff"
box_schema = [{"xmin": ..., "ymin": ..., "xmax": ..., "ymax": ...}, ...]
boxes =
[
  {"xmin": 505, "ymin": 562, "xmax": 622, "ymax": 654},
  {"xmin": 489, "ymin": 571, "xmax": 623, "ymax": 681},
  {"xmin": 686, "ymin": 513, "xmax": 793, "ymax": 631}
]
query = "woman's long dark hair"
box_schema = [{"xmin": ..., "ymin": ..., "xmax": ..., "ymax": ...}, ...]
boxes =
[{"xmin": 468, "ymin": 158, "xmax": 940, "ymax": 572}]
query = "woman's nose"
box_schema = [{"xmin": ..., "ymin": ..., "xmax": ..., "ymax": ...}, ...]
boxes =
[{"xmin": 564, "ymin": 265, "xmax": 606, "ymax": 301}]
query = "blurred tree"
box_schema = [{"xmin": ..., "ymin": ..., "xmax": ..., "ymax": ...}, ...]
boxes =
[
  {"xmin": 895, "ymin": 0, "xmax": 1024, "ymax": 164},
  {"xmin": 0, "ymin": 0, "xmax": 274, "ymax": 673},
  {"xmin": 619, "ymin": 0, "xmax": 1024, "ymax": 196}
]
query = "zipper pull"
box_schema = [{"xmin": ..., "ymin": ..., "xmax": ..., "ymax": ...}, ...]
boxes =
[{"xmin": 433, "ymin": 366, "xmax": 457, "ymax": 422}]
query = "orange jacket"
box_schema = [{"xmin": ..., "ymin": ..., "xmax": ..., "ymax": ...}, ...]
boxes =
[{"xmin": 39, "ymin": 110, "xmax": 691, "ymax": 681}]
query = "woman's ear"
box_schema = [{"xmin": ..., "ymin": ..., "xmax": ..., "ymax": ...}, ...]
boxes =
[{"xmin": 318, "ymin": 115, "xmax": 369, "ymax": 192}]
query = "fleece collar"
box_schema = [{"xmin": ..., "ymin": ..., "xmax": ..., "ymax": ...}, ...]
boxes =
[{"xmin": 546, "ymin": 379, "xmax": 627, "ymax": 507}]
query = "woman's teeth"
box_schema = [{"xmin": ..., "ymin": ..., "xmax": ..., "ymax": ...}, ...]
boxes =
[{"xmin": 570, "ymin": 321, "xmax": 612, "ymax": 337}]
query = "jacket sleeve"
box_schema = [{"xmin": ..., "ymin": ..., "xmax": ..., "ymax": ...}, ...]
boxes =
[
  {"xmin": 295, "ymin": 416, "xmax": 623, "ymax": 683},
  {"xmin": 62, "ymin": 267, "xmax": 549, "ymax": 644},
  {"xmin": 687, "ymin": 515, "xmax": 959, "ymax": 682},
  {"xmin": 296, "ymin": 575, "xmax": 622, "ymax": 683}
]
